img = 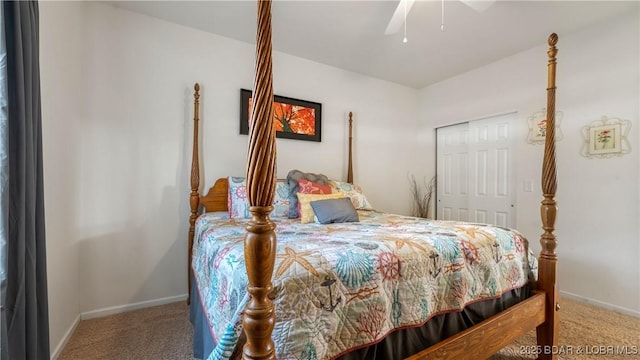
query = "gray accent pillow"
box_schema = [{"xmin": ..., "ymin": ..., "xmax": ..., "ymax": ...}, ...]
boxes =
[
  {"xmin": 287, "ymin": 170, "xmax": 329, "ymax": 218},
  {"xmin": 310, "ymin": 198, "xmax": 359, "ymax": 224}
]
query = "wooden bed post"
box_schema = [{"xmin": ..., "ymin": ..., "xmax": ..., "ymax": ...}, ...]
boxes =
[
  {"xmin": 243, "ymin": 0, "xmax": 277, "ymax": 359},
  {"xmin": 347, "ymin": 112, "xmax": 354, "ymax": 184},
  {"xmin": 536, "ymin": 33, "xmax": 560, "ymax": 360},
  {"xmin": 188, "ymin": 83, "xmax": 201, "ymax": 305}
]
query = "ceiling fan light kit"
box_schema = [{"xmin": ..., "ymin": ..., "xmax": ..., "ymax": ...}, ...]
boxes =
[
  {"xmin": 459, "ymin": 0, "xmax": 496, "ymax": 13},
  {"xmin": 385, "ymin": 0, "xmax": 497, "ymax": 41},
  {"xmin": 384, "ymin": 0, "xmax": 415, "ymax": 35},
  {"xmin": 403, "ymin": 0, "xmax": 409, "ymax": 43}
]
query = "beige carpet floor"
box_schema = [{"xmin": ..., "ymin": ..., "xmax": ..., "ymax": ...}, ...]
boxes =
[{"xmin": 59, "ymin": 297, "xmax": 639, "ymax": 360}]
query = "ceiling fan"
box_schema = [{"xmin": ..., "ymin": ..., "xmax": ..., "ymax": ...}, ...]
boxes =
[{"xmin": 384, "ymin": 0, "xmax": 496, "ymax": 35}]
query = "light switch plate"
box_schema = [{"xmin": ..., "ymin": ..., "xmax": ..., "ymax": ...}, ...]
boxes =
[{"xmin": 524, "ymin": 180, "xmax": 534, "ymax": 192}]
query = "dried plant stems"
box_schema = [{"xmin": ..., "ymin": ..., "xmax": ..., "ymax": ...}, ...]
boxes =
[{"xmin": 409, "ymin": 174, "xmax": 435, "ymax": 219}]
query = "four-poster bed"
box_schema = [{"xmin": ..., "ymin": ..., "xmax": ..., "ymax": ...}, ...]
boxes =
[{"xmin": 187, "ymin": 1, "xmax": 559, "ymax": 359}]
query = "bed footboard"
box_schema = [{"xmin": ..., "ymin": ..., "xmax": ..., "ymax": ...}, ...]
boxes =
[{"xmin": 406, "ymin": 292, "xmax": 546, "ymax": 360}]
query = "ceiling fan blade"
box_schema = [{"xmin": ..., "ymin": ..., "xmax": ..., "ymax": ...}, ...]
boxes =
[
  {"xmin": 459, "ymin": 0, "xmax": 496, "ymax": 13},
  {"xmin": 384, "ymin": 0, "xmax": 415, "ymax": 35}
]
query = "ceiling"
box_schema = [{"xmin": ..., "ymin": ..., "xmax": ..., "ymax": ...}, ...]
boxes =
[{"xmin": 106, "ymin": 1, "xmax": 638, "ymax": 89}]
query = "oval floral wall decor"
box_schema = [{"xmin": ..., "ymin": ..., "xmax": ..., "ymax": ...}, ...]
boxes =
[{"xmin": 526, "ymin": 108, "xmax": 563, "ymax": 144}]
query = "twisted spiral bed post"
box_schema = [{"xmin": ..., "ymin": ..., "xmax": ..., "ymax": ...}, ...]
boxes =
[
  {"xmin": 536, "ymin": 33, "xmax": 560, "ymax": 360},
  {"xmin": 243, "ymin": 0, "xmax": 277, "ymax": 359}
]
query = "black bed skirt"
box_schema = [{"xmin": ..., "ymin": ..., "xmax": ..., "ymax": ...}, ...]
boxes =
[
  {"xmin": 336, "ymin": 286, "xmax": 530, "ymax": 359},
  {"xmin": 191, "ymin": 276, "xmax": 530, "ymax": 360}
]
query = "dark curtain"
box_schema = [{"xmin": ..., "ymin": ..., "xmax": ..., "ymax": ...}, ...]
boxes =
[{"xmin": 1, "ymin": 1, "xmax": 49, "ymax": 359}]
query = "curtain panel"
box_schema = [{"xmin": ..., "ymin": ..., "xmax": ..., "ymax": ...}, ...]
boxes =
[
  {"xmin": 0, "ymin": 6, "xmax": 8, "ymax": 360},
  {"xmin": 0, "ymin": 1, "xmax": 50, "ymax": 359}
]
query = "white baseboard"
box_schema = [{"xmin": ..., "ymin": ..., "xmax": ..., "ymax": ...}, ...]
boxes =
[
  {"xmin": 80, "ymin": 294, "xmax": 188, "ymax": 320},
  {"xmin": 561, "ymin": 291, "xmax": 640, "ymax": 318},
  {"xmin": 50, "ymin": 314, "xmax": 80, "ymax": 360},
  {"xmin": 50, "ymin": 291, "xmax": 636, "ymax": 359}
]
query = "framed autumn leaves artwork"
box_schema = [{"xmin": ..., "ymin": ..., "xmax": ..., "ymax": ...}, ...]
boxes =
[{"xmin": 240, "ymin": 89, "xmax": 322, "ymax": 142}]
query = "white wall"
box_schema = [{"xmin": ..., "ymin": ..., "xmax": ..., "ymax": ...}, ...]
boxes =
[
  {"xmin": 40, "ymin": 1, "xmax": 420, "ymax": 353},
  {"xmin": 418, "ymin": 11, "xmax": 639, "ymax": 315},
  {"xmin": 40, "ymin": 2, "xmax": 84, "ymax": 356},
  {"xmin": 40, "ymin": 1, "xmax": 639, "ymax": 355}
]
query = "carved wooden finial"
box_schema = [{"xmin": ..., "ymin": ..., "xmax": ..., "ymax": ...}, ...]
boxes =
[{"xmin": 547, "ymin": 34, "xmax": 558, "ymax": 67}]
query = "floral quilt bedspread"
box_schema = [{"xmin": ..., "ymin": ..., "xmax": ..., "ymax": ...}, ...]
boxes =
[{"xmin": 192, "ymin": 211, "xmax": 538, "ymax": 360}]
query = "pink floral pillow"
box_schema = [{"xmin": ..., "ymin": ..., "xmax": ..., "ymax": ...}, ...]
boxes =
[
  {"xmin": 296, "ymin": 178, "xmax": 332, "ymax": 216},
  {"xmin": 298, "ymin": 178, "xmax": 332, "ymax": 194}
]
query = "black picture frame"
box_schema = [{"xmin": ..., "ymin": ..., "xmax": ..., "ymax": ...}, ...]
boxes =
[{"xmin": 240, "ymin": 89, "xmax": 322, "ymax": 142}]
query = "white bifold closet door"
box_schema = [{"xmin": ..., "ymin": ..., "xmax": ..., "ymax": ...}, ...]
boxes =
[{"xmin": 436, "ymin": 112, "xmax": 517, "ymax": 228}]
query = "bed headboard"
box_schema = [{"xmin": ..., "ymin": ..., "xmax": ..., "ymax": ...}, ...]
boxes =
[
  {"xmin": 200, "ymin": 178, "xmax": 228, "ymax": 213},
  {"xmin": 193, "ymin": 112, "xmax": 355, "ymax": 215}
]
